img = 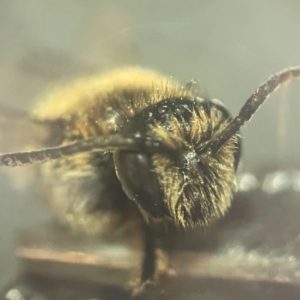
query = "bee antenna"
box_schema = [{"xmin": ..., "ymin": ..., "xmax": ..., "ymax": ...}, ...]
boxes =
[
  {"xmin": 208, "ymin": 66, "xmax": 300, "ymax": 154},
  {"xmin": 0, "ymin": 134, "xmax": 170, "ymax": 167}
]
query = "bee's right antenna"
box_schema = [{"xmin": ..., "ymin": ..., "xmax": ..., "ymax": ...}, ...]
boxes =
[
  {"xmin": 0, "ymin": 134, "xmax": 172, "ymax": 167},
  {"xmin": 0, "ymin": 135, "xmax": 133, "ymax": 167},
  {"xmin": 208, "ymin": 66, "xmax": 300, "ymax": 154}
]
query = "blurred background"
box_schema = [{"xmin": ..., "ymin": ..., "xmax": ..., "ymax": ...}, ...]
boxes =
[{"xmin": 0, "ymin": 0, "xmax": 300, "ymax": 293}]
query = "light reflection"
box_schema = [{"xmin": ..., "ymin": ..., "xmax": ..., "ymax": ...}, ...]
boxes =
[
  {"xmin": 237, "ymin": 170, "xmax": 300, "ymax": 194},
  {"xmin": 262, "ymin": 171, "xmax": 291, "ymax": 194},
  {"xmin": 237, "ymin": 172, "xmax": 259, "ymax": 192}
]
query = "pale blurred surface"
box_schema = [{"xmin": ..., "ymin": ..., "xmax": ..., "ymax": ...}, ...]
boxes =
[{"xmin": 0, "ymin": 0, "xmax": 300, "ymax": 296}]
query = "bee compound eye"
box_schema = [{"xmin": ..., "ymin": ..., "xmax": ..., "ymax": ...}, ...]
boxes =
[{"xmin": 114, "ymin": 149, "xmax": 169, "ymax": 219}]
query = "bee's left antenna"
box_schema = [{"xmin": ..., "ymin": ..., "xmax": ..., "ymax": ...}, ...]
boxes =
[{"xmin": 208, "ymin": 66, "xmax": 300, "ymax": 154}]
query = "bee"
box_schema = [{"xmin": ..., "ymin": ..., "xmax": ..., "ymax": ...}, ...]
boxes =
[{"xmin": 0, "ymin": 66, "xmax": 299, "ymax": 295}]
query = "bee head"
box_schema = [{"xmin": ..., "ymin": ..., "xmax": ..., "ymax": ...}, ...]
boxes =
[{"xmin": 115, "ymin": 98, "xmax": 241, "ymax": 227}]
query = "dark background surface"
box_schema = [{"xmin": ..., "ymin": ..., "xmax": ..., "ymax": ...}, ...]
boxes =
[{"xmin": 0, "ymin": 0, "xmax": 300, "ymax": 295}]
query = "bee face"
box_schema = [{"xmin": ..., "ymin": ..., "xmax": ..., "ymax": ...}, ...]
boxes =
[{"xmin": 115, "ymin": 97, "xmax": 240, "ymax": 227}]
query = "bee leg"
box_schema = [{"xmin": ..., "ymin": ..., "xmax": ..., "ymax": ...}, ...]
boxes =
[
  {"xmin": 131, "ymin": 223, "xmax": 156, "ymax": 295},
  {"xmin": 141, "ymin": 223, "xmax": 156, "ymax": 285},
  {"xmin": 133, "ymin": 224, "xmax": 170, "ymax": 295}
]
